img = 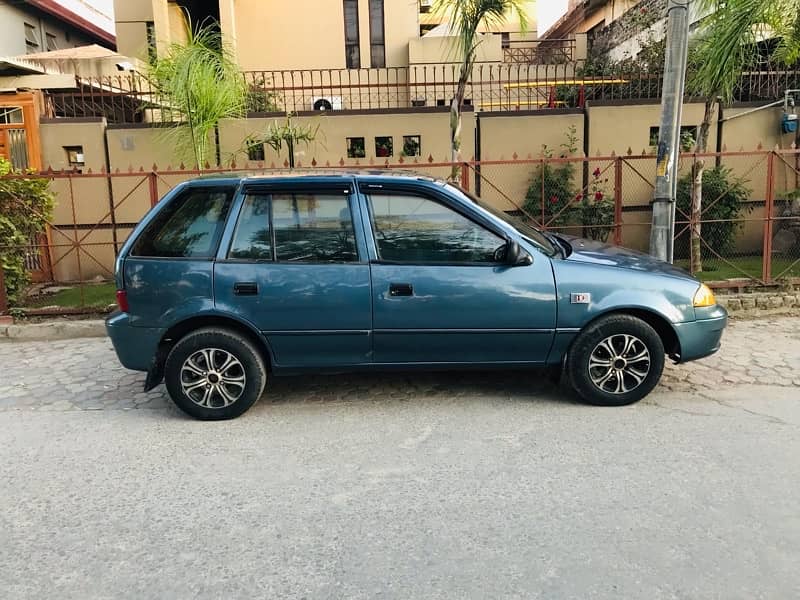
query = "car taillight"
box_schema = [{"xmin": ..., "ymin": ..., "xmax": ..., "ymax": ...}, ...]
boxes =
[{"xmin": 116, "ymin": 289, "xmax": 130, "ymax": 312}]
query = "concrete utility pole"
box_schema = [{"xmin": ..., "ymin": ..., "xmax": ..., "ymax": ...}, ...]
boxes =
[{"xmin": 649, "ymin": 0, "xmax": 691, "ymax": 262}]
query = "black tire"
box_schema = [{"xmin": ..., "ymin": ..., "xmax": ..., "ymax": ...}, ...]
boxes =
[
  {"xmin": 566, "ymin": 314, "xmax": 665, "ymax": 407},
  {"xmin": 164, "ymin": 327, "xmax": 267, "ymax": 420}
]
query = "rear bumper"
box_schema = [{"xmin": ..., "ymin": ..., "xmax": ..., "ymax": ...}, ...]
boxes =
[
  {"xmin": 674, "ymin": 305, "xmax": 728, "ymax": 363},
  {"xmin": 105, "ymin": 312, "xmax": 165, "ymax": 372}
]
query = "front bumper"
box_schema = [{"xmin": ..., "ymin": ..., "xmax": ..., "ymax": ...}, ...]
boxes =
[
  {"xmin": 673, "ymin": 305, "xmax": 728, "ymax": 363},
  {"xmin": 105, "ymin": 312, "xmax": 165, "ymax": 372}
]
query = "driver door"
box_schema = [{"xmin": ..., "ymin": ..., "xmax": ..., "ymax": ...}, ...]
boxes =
[{"xmin": 364, "ymin": 188, "xmax": 557, "ymax": 365}]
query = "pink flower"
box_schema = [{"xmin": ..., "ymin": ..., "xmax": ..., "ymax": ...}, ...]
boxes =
[
  {"xmin": 593, "ymin": 167, "xmax": 602, "ymax": 178},
  {"xmin": 550, "ymin": 195, "xmax": 559, "ymax": 204},
  {"xmin": 595, "ymin": 191, "xmax": 604, "ymax": 201}
]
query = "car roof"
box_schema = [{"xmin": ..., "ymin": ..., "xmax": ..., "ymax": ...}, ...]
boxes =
[{"xmin": 187, "ymin": 170, "xmax": 446, "ymax": 188}]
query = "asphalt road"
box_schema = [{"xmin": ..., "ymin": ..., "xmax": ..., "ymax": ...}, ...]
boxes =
[{"xmin": 1, "ymin": 318, "xmax": 799, "ymax": 599}]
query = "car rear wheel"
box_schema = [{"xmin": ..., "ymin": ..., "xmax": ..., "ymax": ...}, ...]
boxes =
[
  {"xmin": 164, "ymin": 327, "xmax": 266, "ymax": 420},
  {"xmin": 566, "ymin": 315, "xmax": 665, "ymax": 406}
]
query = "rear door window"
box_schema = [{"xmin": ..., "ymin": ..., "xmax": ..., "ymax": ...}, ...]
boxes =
[
  {"xmin": 228, "ymin": 191, "xmax": 358, "ymax": 263},
  {"xmin": 131, "ymin": 188, "xmax": 234, "ymax": 258}
]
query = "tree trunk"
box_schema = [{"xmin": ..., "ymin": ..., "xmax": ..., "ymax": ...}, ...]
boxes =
[
  {"xmin": 449, "ymin": 61, "xmax": 470, "ymax": 181},
  {"xmin": 690, "ymin": 98, "xmax": 715, "ymax": 273}
]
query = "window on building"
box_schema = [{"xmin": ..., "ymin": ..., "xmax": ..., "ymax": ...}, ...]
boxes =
[
  {"xmin": 501, "ymin": 32, "xmax": 510, "ymax": 49},
  {"xmin": 347, "ymin": 137, "xmax": 366, "ymax": 158},
  {"xmin": 246, "ymin": 141, "xmax": 265, "ymax": 162},
  {"xmin": 649, "ymin": 125, "xmax": 697, "ymax": 150},
  {"xmin": 145, "ymin": 21, "xmax": 157, "ymax": 63},
  {"xmin": 24, "ymin": 23, "xmax": 39, "ymax": 53},
  {"xmin": 367, "ymin": 194, "xmax": 506, "ymax": 263},
  {"xmin": 402, "ymin": 135, "xmax": 421, "ymax": 157},
  {"xmin": 343, "ymin": 0, "xmax": 361, "ymax": 69},
  {"xmin": 45, "ymin": 32, "xmax": 58, "ymax": 51},
  {"xmin": 375, "ymin": 136, "xmax": 393, "ymax": 157},
  {"xmin": 369, "ymin": 0, "xmax": 386, "ymax": 68},
  {"xmin": 0, "ymin": 107, "xmax": 23, "ymax": 124},
  {"xmin": 65, "ymin": 146, "xmax": 85, "ymax": 170},
  {"xmin": 131, "ymin": 189, "xmax": 235, "ymax": 258}
]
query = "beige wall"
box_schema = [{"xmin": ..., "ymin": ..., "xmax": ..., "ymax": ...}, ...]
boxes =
[
  {"xmin": 225, "ymin": 0, "xmax": 418, "ymax": 71},
  {"xmin": 218, "ymin": 109, "xmax": 473, "ymax": 168}
]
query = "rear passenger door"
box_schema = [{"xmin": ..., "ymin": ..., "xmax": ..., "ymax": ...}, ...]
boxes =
[{"xmin": 214, "ymin": 183, "xmax": 373, "ymax": 368}]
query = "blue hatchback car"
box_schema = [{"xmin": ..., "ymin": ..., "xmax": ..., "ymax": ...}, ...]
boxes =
[{"xmin": 107, "ymin": 172, "xmax": 727, "ymax": 420}]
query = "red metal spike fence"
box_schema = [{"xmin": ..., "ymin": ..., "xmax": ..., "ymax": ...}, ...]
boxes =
[{"xmin": 1, "ymin": 150, "xmax": 800, "ymax": 314}]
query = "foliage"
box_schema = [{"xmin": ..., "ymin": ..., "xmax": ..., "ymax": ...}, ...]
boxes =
[
  {"xmin": 148, "ymin": 22, "xmax": 247, "ymax": 168},
  {"xmin": 244, "ymin": 112, "xmax": 322, "ymax": 168},
  {"xmin": 246, "ymin": 75, "xmax": 282, "ymax": 114},
  {"xmin": 433, "ymin": 0, "xmax": 527, "ymax": 176},
  {"xmin": 0, "ymin": 157, "xmax": 54, "ymax": 306},
  {"xmin": 523, "ymin": 127, "xmax": 614, "ymax": 241},
  {"xmin": 676, "ymin": 166, "xmax": 753, "ymax": 260}
]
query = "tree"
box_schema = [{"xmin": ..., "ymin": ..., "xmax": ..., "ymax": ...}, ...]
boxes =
[
  {"xmin": 688, "ymin": 0, "xmax": 800, "ymax": 272},
  {"xmin": 149, "ymin": 21, "xmax": 246, "ymax": 168},
  {"xmin": 434, "ymin": 0, "xmax": 527, "ymax": 178},
  {"xmin": 245, "ymin": 113, "xmax": 321, "ymax": 168}
]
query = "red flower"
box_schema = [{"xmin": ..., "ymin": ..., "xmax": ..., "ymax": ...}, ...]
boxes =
[
  {"xmin": 575, "ymin": 193, "xmax": 583, "ymax": 201},
  {"xmin": 550, "ymin": 195, "xmax": 559, "ymax": 204},
  {"xmin": 640, "ymin": 7, "xmax": 647, "ymax": 13},
  {"xmin": 595, "ymin": 191, "xmax": 604, "ymax": 201},
  {"xmin": 593, "ymin": 167, "xmax": 602, "ymax": 178}
]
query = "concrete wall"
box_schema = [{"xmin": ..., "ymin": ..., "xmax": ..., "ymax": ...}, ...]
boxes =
[
  {"xmin": 0, "ymin": 2, "xmax": 97, "ymax": 56},
  {"xmin": 36, "ymin": 101, "xmax": 791, "ymax": 281},
  {"xmin": 218, "ymin": 108, "xmax": 472, "ymax": 169}
]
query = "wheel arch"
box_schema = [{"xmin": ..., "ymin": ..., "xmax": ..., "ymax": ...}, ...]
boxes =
[
  {"xmin": 574, "ymin": 308, "xmax": 681, "ymax": 361},
  {"xmin": 145, "ymin": 314, "xmax": 274, "ymax": 391}
]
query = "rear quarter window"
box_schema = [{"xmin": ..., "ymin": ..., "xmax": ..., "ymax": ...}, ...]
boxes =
[{"xmin": 131, "ymin": 188, "xmax": 234, "ymax": 258}]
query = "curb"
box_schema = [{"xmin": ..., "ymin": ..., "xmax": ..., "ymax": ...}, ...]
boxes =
[{"xmin": 0, "ymin": 320, "xmax": 107, "ymax": 341}]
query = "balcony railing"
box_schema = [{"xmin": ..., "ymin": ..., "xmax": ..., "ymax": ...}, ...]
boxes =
[
  {"xmin": 42, "ymin": 61, "xmax": 800, "ymax": 123},
  {"xmin": 502, "ymin": 38, "xmax": 577, "ymax": 64}
]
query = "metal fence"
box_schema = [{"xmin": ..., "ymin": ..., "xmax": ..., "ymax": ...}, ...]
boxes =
[
  {"xmin": 44, "ymin": 62, "xmax": 800, "ymax": 122},
  {"xmin": 1, "ymin": 150, "xmax": 799, "ymax": 312}
]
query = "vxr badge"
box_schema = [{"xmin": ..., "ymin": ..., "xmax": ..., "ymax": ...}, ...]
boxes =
[{"xmin": 571, "ymin": 293, "xmax": 591, "ymax": 304}]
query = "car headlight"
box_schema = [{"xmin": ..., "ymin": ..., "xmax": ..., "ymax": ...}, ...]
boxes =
[{"xmin": 693, "ymin": 283, "xmax": 716, "ymax": 307}]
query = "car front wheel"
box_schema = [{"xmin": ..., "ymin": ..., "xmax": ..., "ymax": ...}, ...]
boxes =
[
  {"xmin": 566, "ymin": 315, "xmax": 665, "ymax": 406},
  {"xmin": 164, "ymin": 327, "xmax": 267, "ymax": 420}
]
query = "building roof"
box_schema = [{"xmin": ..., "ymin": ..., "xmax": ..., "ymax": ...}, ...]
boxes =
[
  {"xmin": 22, "ymin": 0, "xmax": 116, "ymax": 48},
  {"xmin": 23, "ymin": 44, "xmax": 123, "ymax": 61},
  {"xmin": 0, "ymin": 56, "xmax": 46, "ymax": 76}
]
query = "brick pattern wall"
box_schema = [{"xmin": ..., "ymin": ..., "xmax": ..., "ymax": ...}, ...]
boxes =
[{"xmin": 589, "ymin": 0, "xmax": 666, "ymax": 58}]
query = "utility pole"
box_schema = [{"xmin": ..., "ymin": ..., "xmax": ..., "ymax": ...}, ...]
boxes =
[{"xmin": 649, "ymin": 0, "xmax": 691, "ymax": 262}]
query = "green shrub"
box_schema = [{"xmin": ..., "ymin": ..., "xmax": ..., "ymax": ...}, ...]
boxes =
[
  {"xmin": 524, "ymin": 126, "xmax": 615, "ymax": 241},
  {"xmin": 675, "ymin": 166, "xmax": 753, "ymax": 260},
  {"xmin": 0, "ymin": 157, "xmax": 54, "ymax": 306}
]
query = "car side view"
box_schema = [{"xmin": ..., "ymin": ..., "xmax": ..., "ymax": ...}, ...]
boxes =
[{"xmin": 106, "ymin": 173, "xmax": 727, "ymax": 420}]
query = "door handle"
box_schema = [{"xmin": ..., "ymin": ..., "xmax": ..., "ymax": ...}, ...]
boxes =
[
  {"xmin": 389, "ymin": 283, "xmax": 413, "ymax": 297},
  {"xmin": 233, "ymin": 282, "xmax": 258, "ymax": 296}
]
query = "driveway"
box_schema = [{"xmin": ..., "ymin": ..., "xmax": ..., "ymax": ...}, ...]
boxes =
[{"xmin": 1, "ymin": 318, "xmax": 798, "ymax": 598}]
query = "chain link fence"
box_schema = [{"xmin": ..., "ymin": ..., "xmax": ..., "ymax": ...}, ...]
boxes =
[{"xmin": 2, "ymin": 150, "xmax": 799, "ymax": 313}]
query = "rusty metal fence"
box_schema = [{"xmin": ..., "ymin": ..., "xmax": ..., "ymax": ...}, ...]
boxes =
[
  {"xmin": 43, "ymin": 62, "xmax": 800, "ymax": 122},
  {"xmin": 1, "ymin": 150, "xmax": 799, "ymax": 313}
]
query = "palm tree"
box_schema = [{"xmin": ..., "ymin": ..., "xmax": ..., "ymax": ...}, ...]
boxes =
[
  {"xmin": 149, "ymin": 21, "xmax": 247, "ymax": 168},
  {"xmin": 434, "ymin": 0, "xmax": 527, "ymax": 178},
  {"xmin": 687, "ymin": 0, "xmax": 800, "ymax": 272}
]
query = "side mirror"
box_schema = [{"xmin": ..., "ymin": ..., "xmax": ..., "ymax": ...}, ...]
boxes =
[{"xmin": 505, "ymin": 240, "xmax": 533, "ymax": 266}]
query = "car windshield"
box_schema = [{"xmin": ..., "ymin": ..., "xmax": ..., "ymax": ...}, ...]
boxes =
[{"xmin": 445, "ymin": 184, "xmax": 558, "ymax": 257}]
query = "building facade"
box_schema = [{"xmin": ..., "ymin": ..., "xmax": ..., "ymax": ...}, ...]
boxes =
[{"xmin": 0, "ymin": 0, "xmax": 115, "ymax": 57}]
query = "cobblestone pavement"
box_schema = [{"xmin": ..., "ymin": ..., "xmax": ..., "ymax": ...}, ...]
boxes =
[{"xmin": 0, "ymin": 317, "xmax": 797, "ymax": 412}]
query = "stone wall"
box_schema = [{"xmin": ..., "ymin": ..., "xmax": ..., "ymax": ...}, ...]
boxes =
[{"xmin": 589, "ymin": 0, "xmax": 665, "ymax": 59}]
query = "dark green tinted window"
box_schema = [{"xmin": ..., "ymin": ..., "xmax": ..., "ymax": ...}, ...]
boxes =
[
  {"xmin": 368, "ymin": 194, "xmax": 505, "ymax": 263},
  {"xmin": 273, "ymin": 194, "xmax": 358, "ymax": 262},
  {"xmin": 229, "ymin": 194, "xmax": 272, "ymax": 260},
  {"xmin": 131, "ymin": 188, "xmax": 234, "ymax": 258}
]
